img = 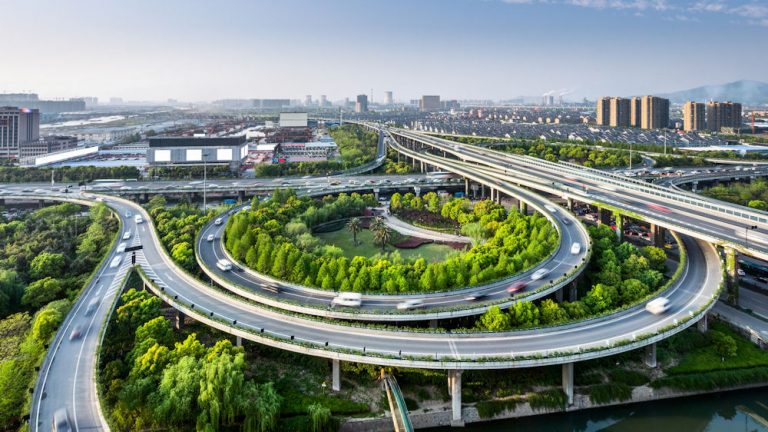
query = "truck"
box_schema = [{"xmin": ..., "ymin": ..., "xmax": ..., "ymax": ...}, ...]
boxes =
[{"xmin": 454, "ymin": 191, "xmax": 465, "ymax": 198}]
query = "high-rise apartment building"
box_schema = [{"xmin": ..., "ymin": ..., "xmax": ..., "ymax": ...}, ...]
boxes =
[
  {"xmin": 609, "ymin": 97, "xmax": 630, "ymax": 127},
  {"xmin": 596, "ymin": 97, "xmax": 630, "ymax": 127},
  {"xmin": 706, "ymin": 101, "xmax": 742, "ymax": 132},
  {"xmin": 420, "ymin": 95, "xmax": 441, "ymax": 112},
  {"xmin": 385, "ymin": 91, "xmax": 393, "ymax": 105},
  {"xmin": 355, "ymin": 94, "xmax": 368, "ymax": 113},
  {"xmin": 683, "ymin": 101, "xmax": 706, "ymax": 132},
  {"xmin": 630, "ymin": 97, "xmax": 642, "ymax": 127},
  {"xmin": 638, "ymin": 96, "xmax": 670, "ymax": 129},
  {"xmin": 596, "ymin": 97, "xmax": 611, "ymax": 126},
  {"xmin": 0, "ymin": 107, "xmax": 40, "ymax": 160},
  {"xmin": 304, "ymin": 95, "xmax": 313, "ymax": 106}
]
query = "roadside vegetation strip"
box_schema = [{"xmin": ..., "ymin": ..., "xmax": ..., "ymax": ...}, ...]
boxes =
[
  {"xmin": 0, "ymin": 203, "xmax": 118, "ymax": 431},
  {"xmin": 224, "ymin": 190, "xmax": 559, "ymax": 295}
]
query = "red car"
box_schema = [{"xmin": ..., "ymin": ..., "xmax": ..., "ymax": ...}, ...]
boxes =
[{"xmin": 507, "ymin": 282, "xmax": 527, "ymax": 295}]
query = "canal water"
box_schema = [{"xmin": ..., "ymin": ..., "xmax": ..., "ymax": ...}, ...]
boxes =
[{"xmin": 428, "ymin": 387, "xmax": 768, "ymax": 431}]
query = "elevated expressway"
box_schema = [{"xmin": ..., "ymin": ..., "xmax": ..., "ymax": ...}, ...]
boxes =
[
  {"xmin": 22, "ymin": 126, "xmax": 731, "ymax": 428},
  {"xmin": 390, "ymin": 130, "xmax": 768, "ymax": 263},
  {"xmin": 17, "ymin": 186, "xmax": 720, "ymax": 427}
]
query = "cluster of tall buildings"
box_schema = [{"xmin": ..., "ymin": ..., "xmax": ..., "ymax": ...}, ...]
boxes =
[
  {"xmin": 682, "ymin": 101, "xmax": 742, "ymax": 132},
  {"xmin": 596, "ymin": 96, "xmax": 669, "ymax": 129},
  {"xmin": 0, "ymin": 93, "xmax": 86, "ymax": 113},
  {"xmin": 0, "ymin": 107, "xmax": 40, "ymax": 160}
]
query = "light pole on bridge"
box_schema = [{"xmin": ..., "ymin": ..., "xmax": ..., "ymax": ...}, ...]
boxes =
[{"xmin": 746, "ymin": 225, "xmax": 758, "ymax": 249}]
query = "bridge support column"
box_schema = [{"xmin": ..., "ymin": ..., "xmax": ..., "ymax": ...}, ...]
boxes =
[
  {"xmin": 448, "ymin": 369, "xmax": 464, "ymax": 426},
  {"xmin": 698, "ymin": 314, "xmax": 708, "ymax": 333},
  {"xmin": 238, "ymin": 190, "xmax": 245, "ymax": 203},
  {"xmin": 644, "ymin": 343, "xmax": 657, "ymax": 368},
  {"xmin": 481, "ymin": 184, "xmax": 486, "ymax": 200},
  {"xmin": 569, "ymin": 281, "xmax": 578, "ymax": 301},
  {"xmin": 496, "ymin": 189, "xmax": 502, "ymax": 204},
  {"xmin": 465, "ymin": 179, "xmax": 469, "ymax": 196},
  {"xmin": 175, "ymin": 310, "xmax": 186, "ymax": 330},
  {"xmin": 614, "ymin": 213, "xmax": 623, "ymax": 241},
  {"xmin": 566, "ymin": 197, "xmax": 573, "ymax": 211},
  {"xmin": 650, "ymin": 224, "xmax": 664, "ymax": 247},
  {"xmin": 420, "ymin": 161, "xmax": 425, "ymax": 173},
  {"xmin": 555, "ymin": 287, "xmax": 564, "ymax": 303},
  {"xmin": 519, "ymin": 201, "xmax": 527, "ymax": 215},
  {"xmin": 236, "ymin": 336, "xmax": 242, "ymax": 347},
  {"xmin": 562, "ymin": 363, "xmax": 574, "ymax": 406},
  {"xmin": 429, "ymin": 319, "xmax": 438, "ymax": 329},
  {"xmin": 332, "ymin": 359, "xmax": 341, "ymax": 392},
  {"xmin": 725, "ymin": 247, "xmax": 739, "ymax": 306},
  {"xmin": 489, "ymin": 188, "xmax": 495, "ymax": 202},
  {"xmin": 597, "ymin": 208, "xmax": 611, "ymax": 225},
  {"xmin": 38, "ymin": 200, "xmax": 45, "ymax": 209},
  {"xmin": 692, "ymin": 181, "xmax": 699, "ymax": 193}
]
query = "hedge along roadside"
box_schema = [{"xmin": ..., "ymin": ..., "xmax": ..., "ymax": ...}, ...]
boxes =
[{"xmin": 135, "ymin": 238, "xmax": 721, "ymax": 370}]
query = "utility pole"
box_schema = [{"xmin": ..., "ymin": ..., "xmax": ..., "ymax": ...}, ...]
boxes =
[{"xmin": 203, "ymin": 154, "xmax": 207, "ymax": 212}]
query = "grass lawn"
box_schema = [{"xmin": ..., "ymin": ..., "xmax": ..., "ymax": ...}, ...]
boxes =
[
  {"xmin": 666, "ymin": 322, "xmax": 768, "ymax": 375},
  {"xmin": 316, "ymin": 228, "xmax": 455, "ymax": 262}
]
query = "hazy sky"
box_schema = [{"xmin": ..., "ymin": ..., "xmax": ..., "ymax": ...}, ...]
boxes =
[{"xmin": 1, "ymin": 0, "xmax": 766, "ymax": 102}]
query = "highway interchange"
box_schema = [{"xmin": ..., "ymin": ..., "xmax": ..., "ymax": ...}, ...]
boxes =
[{"xmin": 11, "ymin": 124, "xmax": 765, "ymax": 429}]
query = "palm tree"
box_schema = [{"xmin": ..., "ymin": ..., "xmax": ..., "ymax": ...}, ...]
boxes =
[
  {"xmin": 373, "ymin": 225, "xmax": 392, "ymax": 252},
  {"xmin": 369, "ymin": 216, "xmax": 385, "ymax": 233},
  {"xmin": 347, "ymin": 217, "xmax": 362, "ymax": 246}
]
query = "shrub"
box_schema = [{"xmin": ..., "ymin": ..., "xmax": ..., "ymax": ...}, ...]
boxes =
[
  {"xmin": 588, "ymin": 383, "xmax": 633, "ymax": 404},
  {"xmin": 476, "ymin": 398, "xmax": 522, "ymax": 419}
]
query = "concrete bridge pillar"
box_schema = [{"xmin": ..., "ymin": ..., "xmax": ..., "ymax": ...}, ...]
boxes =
[
  {"xmin": 238, "ymin": 190, "xmax": 246, "ymax": 203},
  {"xmin": 644, "ymin": 343, "xmax": 657, "ymax": 368},
  {"xmin": 649, "ymin": 224, "xmax": 665, "ymax": 247},
  {"xmin": 38, "ymin": 200, "xmax": 45, "ymax": 209},
  {"xmin": 597, "ymin": 208, "xmax": 611, "ymax": 225},
  {"xmin": 555, "ymin": 287, "xmax": 564, "ymax": 303},
  {"xmin": 236, "ymin": 336, "xmax": 242, "ymax": 347},
  {"xmin": 697, "ymin": 314, "xmax": 708, "ymax": 333},
  {"xmin": 614, "ymin": 213, "xmax": 623, "ymax": 241},
  {"xmin": 489, "ymin": 188, "xmax": 495, "ymax": 202},
  {"xmin": 175, "ymin": 310, "xmax": 186, "ymax": 330},
  {"xmin": 725, "ymin": 247, "xmax": 739, "ymax": 306},
  {"xmin": 566, "ymin": 197, "xmax": 574, "ymax": 211},
  {"xmin": 465, "ymin": 179, "xmax": 469, "ymax": 196},
  {"xmin": 429, "ymin": 319, "xmax": 438, "ymax": 329},
  {"xmin": 692, "ymin": 181, "xmax": 699, "ymax": 193},
  {"xmin": 496, "ymin": 189, "xmax": 502, "ymax": 204},
  {"xmin": 481, "ymin": 184, "xmax": 486, "ymax": 200},
  {"xmin": 519, "ymin": 200, "xmax": 527, "ymax": 215},
  {"xmin": 332, "ymin": 359, "xmax": 341, "ymax": 392},
  {"xmin": 420, "ymin": 161, "xmax": 425, "ymax": 173},
  {"xmin": 448, "ymin": 369, "xmax": 464, "ymax": 426},
  {"xmin": 562, "ymin": 362, "xmax": 574, "ymax": 406},
  {"xmin": 569, "ymin": 281, "xmax": 578, "ymax": 301}
]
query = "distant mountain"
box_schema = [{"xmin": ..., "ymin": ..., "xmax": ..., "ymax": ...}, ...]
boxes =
[{"xmin": 659, "ymin": 80, "xmax": 768, "ymax": 106}]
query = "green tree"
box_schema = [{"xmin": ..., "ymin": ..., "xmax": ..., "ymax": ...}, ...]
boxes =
[
  {"xmin": 372, "ymin": 225, "xmax": 392, "ymax": 252},
  {"xmin": 583, "ymin": 284, "xmax": 618, "ymax": 314},
  {"xmin": 29, "ymin": 252, "xmax": 67, "ymax": 280},
  {"xmin": 510, "ymin": 301, "xmax": 540, "ymax": 328},
  {"xmin": 711, "ymin": 331, "xmax": 737, "ymax": 360},
  {"xmin": 476, "ymin": 305, "xmax": 511, "ymax": 331},
  {"xmin": 241, "ymin": 381, "xmax": 282, "ymax": 432},
  {"xmin": 307, "ymin": 403, "xmax": 333, "ymax": 432},
  {"xmin": 152, "ymin": 356, "xmax": 201, "ymax": 427},
  {"xmin": 135, "ymin": 316, "xmax": 174, "ymax": 347},
  {"xmin": 347, "ymin": 217, "xmax": 362, "ymax": 246},
  {"xmin": 21, "ymin": 277, "xmax": 64, "ymax": 309},
  {"xmin": 540, "ymin": 299, "xmax": 568, "ymax": 325}
]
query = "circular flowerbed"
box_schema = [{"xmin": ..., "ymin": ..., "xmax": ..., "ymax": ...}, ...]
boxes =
[{"xmin": 224, "ymin": 189, "xmax": 559, "ymax": 294}]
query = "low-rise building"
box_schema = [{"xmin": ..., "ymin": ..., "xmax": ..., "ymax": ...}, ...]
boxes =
[{"xmin": 146, "ymin": 136, "xmax": 248, "ymax": 171}]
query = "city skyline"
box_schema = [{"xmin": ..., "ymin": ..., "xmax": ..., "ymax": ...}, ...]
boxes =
[{"xmin": 1, "ymin": 0, "xmax": 766, "ymax": 102}]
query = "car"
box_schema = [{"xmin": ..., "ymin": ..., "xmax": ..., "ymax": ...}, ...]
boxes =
[
  {"xmin": 530, "ymin": 268, "xmax": 549, "ymax": 281},
  {"xmin": 507, "ymin": 281, "xmax": 527, "ymax": 294},
  {"xmin": 52, "ymin": 408, "xmax": 73, "ymax": 432},
  {"xmin": 570, "ymin": 242, "xmax": 582, "ymax": 255},
  {"xmin": 110, "ymin": 256, "xmax": 123, "ymax": 268},
  {"xmin": 86, "ymin": 297, "xmax": 100, "ymax": 316},
  {"xmin": 122, "ymin": 231, "xmax": 131, "ymax": 240},
  {"xmin": 397, "ymin": 299, "xmax": 424, "ymax": 310},
  {"xmin": 207, "ymin": 234, "xmax": 215, "ymax": 242},
  {"xmin": 134, "ymin": 215, "xmax": 144, "ymax": 224},
  {"xmin": 544, "ymin": 205, "xmax": 558, "ymax": 213},
  {"xmin": 117, "ymin": 242, "xmax": 127, "ymax": 253},
  {"xmin": 216, "ymin": 259, "xmax": 232, "ymax": 271},
  {"xmin": 561, "ymin": 217, "xmax": 571, "ymax": 225},
  {"xmin": 464, "ymin": 293, "xmax": 487, "ymax": 302},
  {"xmin": 331, "ymin": 292, "xmax": 362, "ymax": 308},
  {"xmin": 646, "ymin": 297, "xmax": 670, "ymax": 315},
  {"xmin": 125, "ymin": 211, "xmax": 132, "ymax": 218},
  {"xmin": 737, "ymin": 269, "xmax": 746, "ymax": 277},
  {"xmin": 214, "ymin": 218, "xmax": 223, "ymax": 225},
  {"xmin": 69, "ymin": 325, "xmax": 83, "ymax": 341}
]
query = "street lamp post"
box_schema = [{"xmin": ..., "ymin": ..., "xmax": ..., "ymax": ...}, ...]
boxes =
[
  {"xmin": 203, "ymin": 152, "xmax": 209, "ymax": 212},
  {"xmin": 746, "ymin": 225, "xmax": 758, "ymax": 249}
]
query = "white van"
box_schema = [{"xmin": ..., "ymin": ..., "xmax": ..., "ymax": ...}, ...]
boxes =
[
  {"xmin": 109, "ymin": 256, "xmax": 122, "ymax": 268},
  {"xmin": 122, "ymin": 231, "xmax": 131, "ymax": 240},
  {"xmin": 117, "ymin": 242, "xmax": 127, "ymax": 253},
  {"xmin": 214, "ymin": 218, "xmax": 223, "ymax": 225},
  {"xmin": 134, "ymin": 215, "xmax": 144, "ymax": 224},
  {"xmin": 331, "ymin": 292, "xmax": 362, "ymax": 308},
  {"xmin": 216, "ymin": 259, "xmax": 232, "ymax": 271},
  {"xmin": 645, "ymin": 297, "xmax": 670, "ymax": 315},
  {"xmin": 570, "ymin": 242, "xmax": 581, "ymax": 255}
]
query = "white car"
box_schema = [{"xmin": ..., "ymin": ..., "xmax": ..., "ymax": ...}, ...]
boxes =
[
  {"xmin": 570, "ymin": 242, "xmax": 581, "ymax": 255},
  {"xmin": 331, "ymin": 292, "xmax": 362, "ymax": 308},
  {"xmin": 544, "ymin": 205, "xmax": 558, "ymax": 213},
  {"xmin": 117, "ymin": 242, "xmax": 127, "ymax": 253},
  {"xmin": 134, "ymin": 215, "xmax": 144, "ymax": 224},
  {"xmin": 110, "ymin": 256, "xmax": 123, "ymax": 268},
  {"xmin": 646, "ymin": 297, "xmax": 670, "ymax": 315},
  {"xmin": 214, "ymin": 218, "xmax": 223, "ymax": 225},
  {"xmin": 122, "ymin": 231, "xmax": 131, "ymax": 240},
  {"xmin": 207, "ymin": 234, "xmax": 215, "ymax": 242},
  {"xmin": 216, "ymin": 259, "xmax": 232, "ymax": 271},
  {"xmin": 737, "ymin": 269, "xmax": 746, "ymax": 277},
  {"xmin": 396, "ymin": 299, "xmax": 424, "ymax": 310},
  {"xmin": 530, "ymin": 268, "xmax": 549, "ymax": 281}
]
